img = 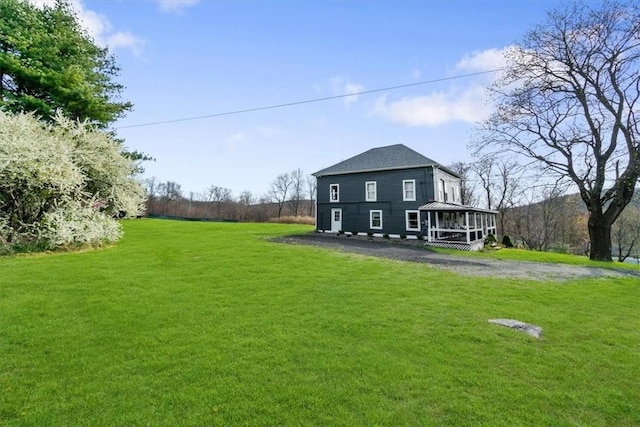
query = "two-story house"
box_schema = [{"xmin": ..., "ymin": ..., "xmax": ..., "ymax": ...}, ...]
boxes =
[{"xmin": 313, "ymin": 144, "xmax": 497, "ymax": 250}]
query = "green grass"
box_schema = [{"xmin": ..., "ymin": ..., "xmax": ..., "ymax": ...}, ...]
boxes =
[
  {"xmin": 433, "ymin": 245, "xmax": 640, "ymax": 270},
  {"xmin": 1, "ymin": 219, "xmax": 639, "ymax": 426}
]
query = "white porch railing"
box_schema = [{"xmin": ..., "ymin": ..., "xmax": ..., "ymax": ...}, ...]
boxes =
[{"xmin": 425, "ymin": 212, "xmax": 497, "ymax": 244}]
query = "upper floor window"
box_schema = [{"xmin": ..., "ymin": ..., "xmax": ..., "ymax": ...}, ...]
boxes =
[
  {"xmin": 403, "ymin": 179, "xmax": 416, "ymax": 201},
  {"xmin": 330, "ymin": 184, "xmax": 339, "ymax": 202},
  {"xmin": 365, "ymin": 181, "xmax": 377, "ymax": 202}
]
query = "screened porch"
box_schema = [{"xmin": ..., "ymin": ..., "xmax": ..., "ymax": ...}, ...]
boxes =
[{"xmin": 419, "ymin": 201, "xmax": 498, "ymax": 251}]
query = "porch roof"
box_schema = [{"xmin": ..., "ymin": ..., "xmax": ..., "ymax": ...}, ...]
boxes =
[{"xmin": 419, "ymin": 201, "xmax": 498, "ymax": 214}]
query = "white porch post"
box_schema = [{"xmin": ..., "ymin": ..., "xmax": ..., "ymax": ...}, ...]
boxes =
[
  {"xmin": 465, "ymin": 211, "xmax": 470, "ymax": 244},
  {"xmin": 474, "ymin": 213, "xmax": 478, "ymax": 241},
  {"xmin": 427, "ymin": 212, "xmax": 432, "ymax": 242},
  {"xmin": 435, "ymin": 212, "xmax": 440, "ymax": 240}
]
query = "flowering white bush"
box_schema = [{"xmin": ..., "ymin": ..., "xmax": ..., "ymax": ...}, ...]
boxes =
[
  {"xmin": 41, "ymin": 200, "xmax": 123, "ymax": 248},
  {"xmin": 0, "ymin": 111, "xmax": 146, "ymax": 252}
]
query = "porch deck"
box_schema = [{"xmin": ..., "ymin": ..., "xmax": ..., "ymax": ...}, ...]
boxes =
[{"xmin": 419, "ymin": 201, "xmax": 498, "ymax": 251}]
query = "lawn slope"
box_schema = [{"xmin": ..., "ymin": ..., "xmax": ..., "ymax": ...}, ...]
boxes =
[{"xmin": 1, "ymin": 219, "xmax": 638, "ymax": 426}]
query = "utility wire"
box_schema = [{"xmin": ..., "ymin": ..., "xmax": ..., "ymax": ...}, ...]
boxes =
[{"xmin": 116, "ymin": 69, "xmax": 502, "ymax": 129}]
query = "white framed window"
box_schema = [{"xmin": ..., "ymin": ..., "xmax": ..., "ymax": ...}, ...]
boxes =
[
  {"xmin": 370, "ymin": 210, "xmax": 382, "ymax": 229},
  {"xmin": 365, "ymin": 181, "xmax": 377, "ymax": 202},
  {"xmin": 330, "ymin": 184, "xmax": 339, "ymax": 202},
  {"xmin": 451, "ymin": 185, "xmax": 457, "ymax": 203},
  {"xmin": 439, "ymin": 179, "xmax": 445, "ymax": 201},
  {"xmin": 403, "ymin": 179, "xmax": 416, "ymax": 201},
  {"xmin": 405, "ymin": 210, "xmax": 420, "ymax": 231}
]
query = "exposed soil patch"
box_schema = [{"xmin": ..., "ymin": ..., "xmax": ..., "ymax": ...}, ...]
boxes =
[{"xmin": 274, "ymin": 232, "xmax": 640, "ymax": 281}]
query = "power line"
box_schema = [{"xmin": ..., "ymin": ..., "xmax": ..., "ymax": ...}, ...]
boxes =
[{"xmin": 116, "ymin": 69, "xmax": 502, "ymax": 129}]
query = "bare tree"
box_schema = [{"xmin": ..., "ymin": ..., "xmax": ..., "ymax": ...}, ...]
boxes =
[
  {"xmin": 306, "ymin": 175, "xmax": 317, "ymax": 217},
  {"xmin": 289, "ymin": 168, "xmax": 304, "ymax": 217},
  {"xmin": 157, "ymin": 181, "xmax": 183, "ymax": 216},
  {"xmin": 203, "ymin": 185, "xmax": 233, "ymax": 203},
  {"xmin": 201, "ymin": 185, "xmax": 233, "ymax": 218},
  {"xmin": 516, "ymin": 181, "xmax": 567, "ymax": 251},
  {"xmin": 237, "ymin": 190, "xmax": 254, "ymax": 221},
  {"xmin": 144, "ymin": 176, "xmax": 159, "ymax": 214},
  {"xmin": 472, "ymin": 158, "xmax": 522, "ymax": 236},
  {"xmin": 612, "ymin": 203, "xmax": 640, "ymax": 262},
  {"xmin": 267, "ymin": 172, "xmax": 293, "ymax": 218},
  {"xmin": 473, "ymin": 157, "xmax": 494, "ymax": 210},
  {"xmin": 448, "ymin": 162, "xmax": 478, "ymax": 206},
  {"xmin": 475, "ymin": 1, "xmax": 640, "ymax": 261}
]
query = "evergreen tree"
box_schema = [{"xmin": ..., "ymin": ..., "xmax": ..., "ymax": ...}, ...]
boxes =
[{"xmin": 0, "ymin": 0, "xmax": 132, "ymax": 127}]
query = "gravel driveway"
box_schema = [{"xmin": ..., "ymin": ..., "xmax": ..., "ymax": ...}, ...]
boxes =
[{"xmin": 275, "ymin": 233, "xmax": 640, "ymax": 281}]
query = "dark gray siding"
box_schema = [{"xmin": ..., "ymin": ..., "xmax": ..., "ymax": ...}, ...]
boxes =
[{"xmin": 316, "ymin": 167, "xmax": 435, "ymax": 235}]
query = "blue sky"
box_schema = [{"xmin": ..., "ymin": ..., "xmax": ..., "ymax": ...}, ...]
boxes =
[{"xmin": 37, "ymin": 0, "xmax": 580, "ymax": 198}]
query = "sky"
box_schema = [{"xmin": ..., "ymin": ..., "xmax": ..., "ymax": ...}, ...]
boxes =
[{"xmin": 33, "ymin": 0, "xmax": 592, "ymax": 198}]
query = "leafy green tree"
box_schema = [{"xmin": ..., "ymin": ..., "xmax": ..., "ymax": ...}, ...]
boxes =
[
  {"xmin": 0, "ymin": 111, "xmax": 145, "ymax": 253},
  {"xmin": 0, "ymin": 0, "xmax": 131, "ymax": 127}
]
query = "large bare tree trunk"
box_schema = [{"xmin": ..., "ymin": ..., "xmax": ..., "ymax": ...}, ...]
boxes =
[{"xmin": 588, "ymin": 213, "xmax": 612, "ymax": 262}]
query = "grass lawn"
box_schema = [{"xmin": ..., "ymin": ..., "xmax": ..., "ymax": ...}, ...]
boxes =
[
  {"xmin": 1, "ymin": 219, "xmax": 638, "ymax": 426},
  {"xmin": 432, "ymin": 246, "xmax": 640, "ymax": 270}
]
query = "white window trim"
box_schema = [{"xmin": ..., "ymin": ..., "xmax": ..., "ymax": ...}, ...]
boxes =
[
  {"xmin": 365, "ymin": 181, "xmax": 377, "ymax": 202},
  {"xmin": 403, "ymin": 179, "xmax": 416, "ymax": 201},
  {"xmin": 329, "ymin": 184, "xmax": 339, "ymax": 202},
  {"xmin": 405, "ymin": 210, "xmax": 420, "ymax": 232},
  {"xmin": 370, "ymin": 210, "xmax": 383, "ymax": 230}
]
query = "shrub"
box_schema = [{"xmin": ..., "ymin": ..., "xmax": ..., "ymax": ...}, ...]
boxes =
[
  {"xmin": 400, "ymin": 234, "xmax": 407, "ymax": 240},
  {"xmin": 383, "ymin": 233, "xmax": 390, "ymax": 240},
  {"xmin": 367, "ymin": 231, "xmax": 374, "ymax": 237},
  {"xmin": 0, "ymin": 112, "xmax": 145, "ymax": 253},
  {"xmin": 502, "ymin": 235, "xmax": 514, "ymax": 248},
  {"xmin": 485, "ymin": 233, "xmax": 497, "ymax": 244}
]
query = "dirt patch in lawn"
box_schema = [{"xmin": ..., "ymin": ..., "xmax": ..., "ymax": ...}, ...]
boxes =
[{"xmin": 274, "ymin": 233, "xmax": 640, "ymax": 281}]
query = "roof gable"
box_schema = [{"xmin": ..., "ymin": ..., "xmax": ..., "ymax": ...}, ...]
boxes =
[{"xmin": 313, "ymin": 144, "xmax": 450, "ymax": 177}]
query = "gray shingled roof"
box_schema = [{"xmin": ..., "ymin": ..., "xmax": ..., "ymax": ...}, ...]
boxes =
[{"xmin": 313, "ymin": 144, "xmax": 455, "ymax": 177}]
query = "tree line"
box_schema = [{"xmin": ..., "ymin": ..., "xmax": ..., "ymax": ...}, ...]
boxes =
[
  {"xmin": 451, "ymin": 160, "xmax": 640, "ymax": 262},
  {"xmin": 144, "ymin": 169, "xmax": 317, "ymax": 223}
]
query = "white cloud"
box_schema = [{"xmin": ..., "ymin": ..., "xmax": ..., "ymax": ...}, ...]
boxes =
[
  {"xmin": 158, "ymin": 0, "xmax": 201, "ymax": 14},
  {"xmin": 27, "ymin": 0, "xmax": 144, "ymax": 55},
  {"xmin": 106, "ymin": 32, "xmax": 145, "ymax": 56},
  {"xmin": 371, "ymin": 48, "xmax": 509, "ymax": 127},
  {"xmin": 329, "ymin": 77, "xmax": 364, "ymax": 107},
  {"xmin": 343, "ymin": 82, "xmax": 364, "ymax": 107},
  {"xmin": 456, "ymin": 47, "xmax": 510, "ymax": 72},
  {"xmin": 373, "ymin": 86, "xmax": 490, "ymax": 126}
]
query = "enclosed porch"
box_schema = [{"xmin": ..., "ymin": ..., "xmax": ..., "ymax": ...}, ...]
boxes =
[{"xmin": 419, "ymin": 201, "xmax": 498, "ymax": 251}]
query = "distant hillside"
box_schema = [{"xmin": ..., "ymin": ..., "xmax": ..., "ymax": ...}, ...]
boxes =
[{"xmin": 518, "ymin": 189, "xmax": 640, "ymax": 213}]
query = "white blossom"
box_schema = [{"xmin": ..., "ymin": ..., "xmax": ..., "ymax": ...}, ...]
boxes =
[{"xmin": 0, "ymin": 111, "xmax": 146, "ymax": 252}]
